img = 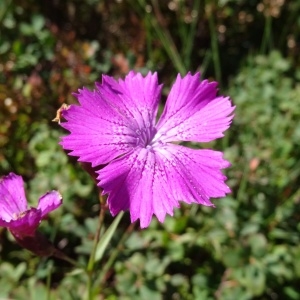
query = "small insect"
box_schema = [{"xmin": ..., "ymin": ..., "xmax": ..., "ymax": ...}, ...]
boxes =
[{"xmin": 52, "ymin": 103, "xmax": 70, "ymax": 124}]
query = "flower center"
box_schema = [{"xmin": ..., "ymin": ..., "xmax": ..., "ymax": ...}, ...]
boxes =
[
  {"xmin": 135, "ymin": 125, "xmax": 157, "ymax": 148},
  {"xmin": 12, "ymin": 210, "xmax": 27, "ymax": 220}
]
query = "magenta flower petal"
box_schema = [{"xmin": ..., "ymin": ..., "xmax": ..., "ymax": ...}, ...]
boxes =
[
  {"xmin": 155, "ymin": 73, "xmax": 235, "ymax": 143},
  {"xmin": 0, "ymin": 173, "xmax": 27, "ymax": 221},
  {"xmin": 100, "ymin": 71, "xmax": 162, "ymax": 124},
  {"xmin": 37, "ymin": 191, "xmax": 63, "ymax": 218},
  {"xmin": 99, "ymin": 145, "xmax": 230, "ymax": 228},
  {"xmin": 98, "ymin": 149, "xmax": 179, "ymax": 228},
  {"xmin": 8, "ymin": 209, "xmax": 42, "ymax": 237},
  {"xmin": 60, "ymin": 71, "xmax": 234, "ymax": 228},
  {"xmin": 0, "ymin": 173, "xmax": 62, "ymax": 238},
  {"xmin": 60, "ymin": 72, "xmax": 162, "ymax": 166}
]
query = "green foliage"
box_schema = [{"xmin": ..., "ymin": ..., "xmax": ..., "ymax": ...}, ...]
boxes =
[{"xmin": 1, "ymin": 1, "xmax": 300, "ymax": 299}]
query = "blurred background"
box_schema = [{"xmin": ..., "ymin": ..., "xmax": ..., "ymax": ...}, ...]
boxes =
[{"xmin": 1, "ymin": 0, "xmax": 300, "ymax": 299}]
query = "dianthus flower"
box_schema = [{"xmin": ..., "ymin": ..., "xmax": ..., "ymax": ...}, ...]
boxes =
[
  {"xmin": 60, "ymin": 72, "xmax": 235, "ymax": 228},
  {"xmin": 0, "ymin": 172, "xmax": 62, "ymax": 239}
]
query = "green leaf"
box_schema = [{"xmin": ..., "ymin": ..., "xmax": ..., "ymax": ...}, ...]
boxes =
[{"xmin": 94, "ymin": 211, "xmax": 124, "ymax": 262}]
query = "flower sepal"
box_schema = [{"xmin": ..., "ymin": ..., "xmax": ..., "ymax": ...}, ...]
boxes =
[{"xmin": 11, "ymin": 230, "xmax": 58, "ymax": 257}]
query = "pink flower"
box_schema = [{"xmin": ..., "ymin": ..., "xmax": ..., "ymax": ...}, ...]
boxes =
[
  {"xmin": 60, "ymin": 72, "xmax": 235, "ymax": 228},
  {"xmin": 0, "ymin": 173, "xmax": 62, "ymax": 238}
]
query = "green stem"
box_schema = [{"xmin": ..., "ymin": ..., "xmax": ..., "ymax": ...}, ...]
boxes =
[
  {"xmin": 183, "ymin": 0, "xmax": 201, "ymax": 69},
  {"xmin": 206, "ymin": 1, "xmax": 222, "ymax": 86},
  {"xmin": 86, "ymin": 193, "xmax": 107, "ymax": 300},
  {"xmin": 96, "ymin": 222, "xmax": 136, "ymax": 286},
  {"xmin": 199, "ymin": 49, "xmax": 212, "ymax": 77},
  {"xmin": 135, "ymin": 0, "xmax": 186, "ymax": 74},
  {"xmin": 278, "ymin": 6, "xmax": 299, "ymax": 49},
  {"xmin": 52, "ymin": 249, "xmax": 80, "ymax": 267},
  {"xmin": 261, "ymin": 14, "xmax": 272, "ymax": 54},
  {"xmin": 87, "ymin": 194, "xmax": 107, "ymax": 272},
  {"xmin": 89, "ymin": 211, "xmax": 125, "ymax": 297},
  {"xmin": 177, "ymin": 0, "xmax": 187, "ymax": 48},
  {"xmin": 46, "ymin": 263, "xmax": 52, "ymax": 300}
]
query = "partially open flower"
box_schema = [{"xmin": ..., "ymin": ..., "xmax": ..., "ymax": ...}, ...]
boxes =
[{"xmin": 0, "ymin": 172, "xmax": 62, "ymax": 239}]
